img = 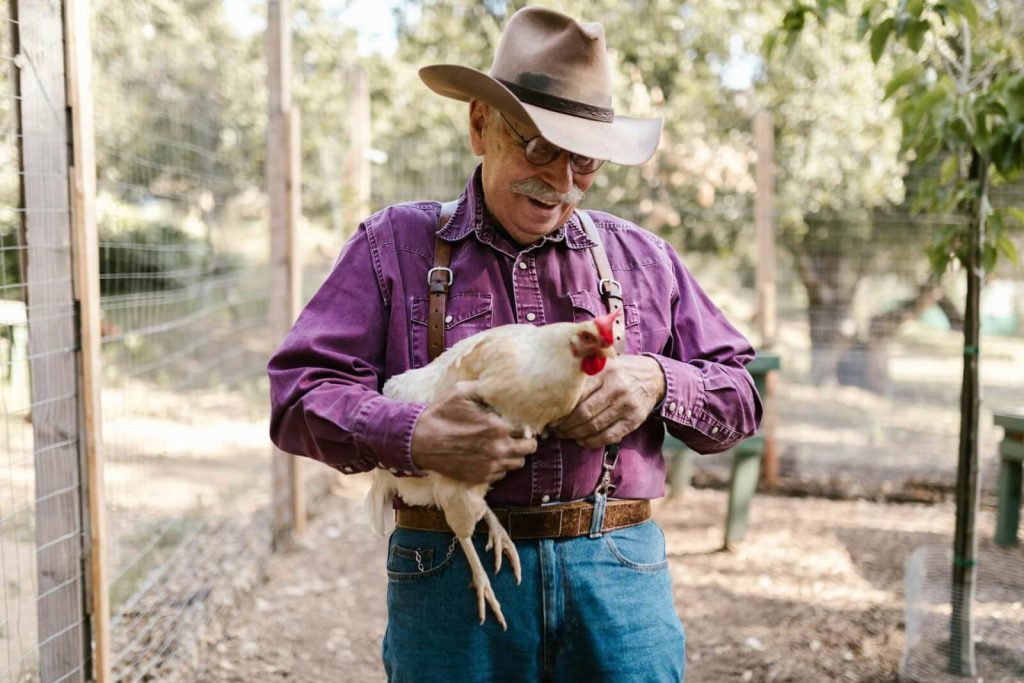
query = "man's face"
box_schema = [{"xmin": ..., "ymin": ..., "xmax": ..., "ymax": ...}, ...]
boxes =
[{"xmin": 469, "ymin": 100, "xmax": 599, "ymax": 245}]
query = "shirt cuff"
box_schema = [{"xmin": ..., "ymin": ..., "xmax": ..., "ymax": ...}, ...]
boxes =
[
  {"xmin": 643, "ymin": 353, "xmax": 739, "ymax": 447},
  {"xmin": 354, "ymin": 395, "xmax": 428, "ymax": 477}
]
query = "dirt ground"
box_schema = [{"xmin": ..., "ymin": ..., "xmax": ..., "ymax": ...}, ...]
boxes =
[{"xmin": 197, "ymin": 474, "xmax": 1020, "ymax": 683}]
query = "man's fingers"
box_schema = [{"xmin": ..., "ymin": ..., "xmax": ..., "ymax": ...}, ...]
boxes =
[
  {"xmin": 508, "ymin": 436, "xmax": 538, "ymax": 456},
  {"xmin": 556, "ymin": 395, "xmax": 604, "ymax": 433},
  {"xmin": 551, "ymin": 377, "xmax": 604, "ymax": 429},
  {"xmin": 504, "ymin": 455, "xmax": 527, "ymax": 471},
  {"xmin": 559, "ymin": 399, "xmax": 621, "ymax": 439},
  {"xmin": 577, "ymin": 420, "xmax": 632, "ymax": 450}
]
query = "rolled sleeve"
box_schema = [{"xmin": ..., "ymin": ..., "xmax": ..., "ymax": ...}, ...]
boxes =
[{"xmin": 649, "ymin": 246, "xmax": 763, "ymax": 455}]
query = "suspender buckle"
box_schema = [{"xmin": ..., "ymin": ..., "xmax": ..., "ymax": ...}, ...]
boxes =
[
  {"xmin": 598, "ymin": 278, "xmax": 622, "ymax": 299},
  {"xmin": 427, "ymin": 266, "xmax": 453, "ymax": 287}
]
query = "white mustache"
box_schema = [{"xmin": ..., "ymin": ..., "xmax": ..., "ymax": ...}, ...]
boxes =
[{"xmin": 510, "ymin": 177, "xmax": 585, "ymax": 206}]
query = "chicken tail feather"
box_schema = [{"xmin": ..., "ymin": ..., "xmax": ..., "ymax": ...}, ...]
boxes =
[{"xmin": 365, "ymin": 472, "xmax": 396, "ymax": 537}]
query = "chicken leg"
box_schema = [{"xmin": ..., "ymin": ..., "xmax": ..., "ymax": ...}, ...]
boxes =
[
  {"xmin": 458, "ymin": 536, "xmax": 508, "ymax": 630},
  {"xmin": 436, "ymin": 483, "xmax": 518, "ymax": 629},
  {"xmin": 482, "ymin": 508, "xmax": 522, "ymax": 584}
]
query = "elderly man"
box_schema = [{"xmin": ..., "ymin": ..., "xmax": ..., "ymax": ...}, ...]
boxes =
[{"xmin": 269, "ymin": 6, "xmax": 761, "ymax": 682}]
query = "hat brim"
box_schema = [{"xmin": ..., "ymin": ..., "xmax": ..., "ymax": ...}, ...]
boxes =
[{"xmin": 420, "ymin": 64, "xmax": 663, "ymax": 167}]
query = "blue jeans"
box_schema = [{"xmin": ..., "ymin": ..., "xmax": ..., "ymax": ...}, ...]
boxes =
[{"xmin": 382, "ymin": 520, "xmax": 686, "ymax": 682}]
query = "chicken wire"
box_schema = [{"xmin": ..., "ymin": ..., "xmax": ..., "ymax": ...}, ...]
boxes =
[
  {"xmin": 88, "ymin": 1, "xmax": 280, "ymax": 678},
  {"xmin": 901, "ymin": 543, "xmax": 1024, "ymax": 682}
]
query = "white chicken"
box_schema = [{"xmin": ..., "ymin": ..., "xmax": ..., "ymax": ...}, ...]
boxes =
[{"xmin": 366, "ymin": 309, "xmax": 620, "ymax": 629}]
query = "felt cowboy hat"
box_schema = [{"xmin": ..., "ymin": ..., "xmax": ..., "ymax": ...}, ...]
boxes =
[{"xmin": 419, "ymin": 6, "xmax": 663, "ymax": 166}]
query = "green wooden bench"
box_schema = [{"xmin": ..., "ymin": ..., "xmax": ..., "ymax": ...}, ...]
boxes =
[
  {"xmin": 994, "ymin": 410, "xmax": 1024, "ymax": 548},
  {"xmin": 665, "ymin": 352, "xmax": 781, "ymax": 549}
]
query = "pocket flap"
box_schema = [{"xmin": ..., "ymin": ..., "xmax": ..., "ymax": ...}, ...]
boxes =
[{"xmin": 411, "ymin": 292, "xmax": 492, "ymax": 328}]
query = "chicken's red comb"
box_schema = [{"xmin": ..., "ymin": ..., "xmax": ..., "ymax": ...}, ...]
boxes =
[{"xmin": 593, "ymin": 309, "xmax": 620, "ymax": 347}]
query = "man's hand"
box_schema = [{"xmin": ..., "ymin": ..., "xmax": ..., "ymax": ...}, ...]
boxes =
[
  {"xmin": 552, "ymin": 355, "xmax": 666, "ymax": 449},
  {"xmin": 411, "ymin": 381, "xmax": 537, "ymax": 484}
]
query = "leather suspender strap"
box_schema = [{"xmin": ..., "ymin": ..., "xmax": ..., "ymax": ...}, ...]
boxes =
[
  {"xmin": 576, "ymin": 210, "xmax": 626, "ymax": 354},
  {"xmin": 427, "ymin": 201, "xmax": 458, "ymax": 362},
  {"xmin": 429, "ymin": 206, "xmax": 624, "ymax": 360}
]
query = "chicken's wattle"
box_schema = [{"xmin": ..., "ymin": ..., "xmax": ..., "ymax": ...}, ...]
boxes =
[{"xmin": 580, "ymin": 354, "xmax": 607, "ymax": 376}]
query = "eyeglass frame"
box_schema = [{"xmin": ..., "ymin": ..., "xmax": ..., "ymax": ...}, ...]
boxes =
[{"xmin": 499, "ymin": 112, "xmax": 605, "ymax": 175}]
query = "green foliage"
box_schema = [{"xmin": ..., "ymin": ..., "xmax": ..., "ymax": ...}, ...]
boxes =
[
  {"xmin": 92, "ymin": 0, "xmax": 265, "ymax": 211},
  {"xmin": 769, "ymin": 0, "xmax": 1024, "ymax": 275}
]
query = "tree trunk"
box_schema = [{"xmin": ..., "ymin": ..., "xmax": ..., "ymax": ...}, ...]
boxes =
[
  {"xmin": 838, "ymin": 277, "xmax": 947, "ymax": 394},
  {"xmin": 793, "ymin": 233, "xmax": 863, "ymax": 385},
  {"xmin": 949, "ymin": 148, "xmax": 986, "ymax": 678}
]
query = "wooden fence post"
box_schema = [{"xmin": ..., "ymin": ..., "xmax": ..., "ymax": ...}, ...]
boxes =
[
  {"xmin": 268, "ymin": 0, "xmax": 304, "ymax": 548},
  {"xmin": 14, "ymin": 0, "xmax": 89, "ymax": 679},
  {"xmin": 64, "ymin": 0, "xmax": 109, "ymax": 679},
  {"xmin": 753, "ymin": 110, "xmax": 779, "ymax": 489}
]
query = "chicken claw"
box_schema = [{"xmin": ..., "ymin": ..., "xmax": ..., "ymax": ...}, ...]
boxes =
[
  {"xmin": 482, "ymin": 509, "xmax": 522, "ymax": 585},
  {"xmin": 458, "ymin": 537, "xmax": 507, "ymax": 630}
]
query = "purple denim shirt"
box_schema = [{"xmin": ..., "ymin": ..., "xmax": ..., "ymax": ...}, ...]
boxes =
[{"xmin": 268, "ymin": 167, "xmax": 762, "ymax": 506}]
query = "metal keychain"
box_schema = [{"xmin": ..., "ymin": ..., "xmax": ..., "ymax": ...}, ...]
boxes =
[{"xmin": 589, "ymin": 443, "xmax": 620, "ymax": 538}]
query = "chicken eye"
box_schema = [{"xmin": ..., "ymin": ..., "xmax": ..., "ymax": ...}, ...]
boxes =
[{"xmin": 580, "ymin": 332, "xmax": 594, "ymax": 342}]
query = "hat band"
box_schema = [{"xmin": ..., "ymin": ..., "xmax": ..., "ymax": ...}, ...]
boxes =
[{"xmin": 496, "ymin": 78, "xmax": 614, "ymax": 123}]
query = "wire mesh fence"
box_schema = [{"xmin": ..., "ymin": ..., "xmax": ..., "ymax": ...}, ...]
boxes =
[
  {"xmin": 89, "ymin": 1, "xmax": 277, "ymax": 678},
  {"xmin": 901, "ymin": 544, "xmax": 1024, "ymax": 682},
  {"xmin": 2, "ymin": 2, "xmax": 90, "ymax": 681}
]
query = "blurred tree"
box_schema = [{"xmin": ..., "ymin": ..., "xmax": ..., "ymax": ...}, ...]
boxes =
[
  {"xmin": 292, "ymin": 0, "xmax": 364, "ymax": 232},
  {"xmin": 91, "ymin": 0, "xmax": 262, "ymax": 219},
  {"xmin": 772, "ymin": 0, "xmax": 1024, "ymax": 674},
  {"xmin": 756, "ymin": 4, "xmax": 907, "ymax": 385}
]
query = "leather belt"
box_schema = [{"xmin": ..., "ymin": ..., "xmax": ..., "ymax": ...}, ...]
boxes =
[{"xmin": 395, "ymin": 499, "xmax": 651, "ymax": 540}]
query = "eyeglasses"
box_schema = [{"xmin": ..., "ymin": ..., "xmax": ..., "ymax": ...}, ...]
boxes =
[{"xmin": 500, "ymin": 113, "xmax": 605, "ymax": 175}]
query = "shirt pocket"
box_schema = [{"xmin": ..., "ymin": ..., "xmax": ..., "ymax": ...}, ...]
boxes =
[
  {"xmin": 410, "ymin": 292, "xmax": 493, "ymax": 368},
  {"xmin": 568, "ymin": 290, "xmax": 642, "ymax": 355}
]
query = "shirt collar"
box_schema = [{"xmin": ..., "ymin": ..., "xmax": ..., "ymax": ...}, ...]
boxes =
[{"xmin": 437, "ymin": 165, "xmax": 597, "ymax": 252}]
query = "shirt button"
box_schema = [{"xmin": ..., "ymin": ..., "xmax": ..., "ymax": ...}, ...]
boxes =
[
  {"xmin": 402, "ymin": 470, "xmax": 413, "ymax": 476},
  {"xmin": 342, "ymin": 466, "xmax": 353, "ymax": 473},
  {"xmin": 711, "ymin": 426, "xmax": 720, "ymax": 435},
  {"xmin": 518, "ymin": 261, "xmax": 528, "ymax": 270},
  {"xmin": 686, "ymin": 408, "xmax": 693, "ymax": 418},
  {"xmin": 667, "ymin": 401, "xmax": 677, "ymax": 412},
  {"xmin": 389, "ymin": 467, "xmax": 399, "ymax": 474},
  {"xmin": 526, "ymin": 313, "xmax": 536, "ymax": 322},
  {"xmin": 541, "ymin": 494, "xmax": 551, "ymax": 503},
  {"xmin": 444, "ymin": 314, "xmax": 453, "ymax": 324}
]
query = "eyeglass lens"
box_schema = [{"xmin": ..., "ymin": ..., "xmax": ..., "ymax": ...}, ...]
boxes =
[{"xmin": 503, "ymin": 113, "xmax": 603, "ymax": 174}]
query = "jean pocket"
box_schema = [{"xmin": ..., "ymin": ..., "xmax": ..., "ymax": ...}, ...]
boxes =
[
  {"xmin": 386, "ymin": 531, "xmax": 458, "ymax": 581},
  {"xmin": 604, "ymin": 520, "xmax": 669, "ymax": 572}
]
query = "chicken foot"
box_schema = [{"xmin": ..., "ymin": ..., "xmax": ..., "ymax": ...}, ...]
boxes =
[
  {"xmin": 458, "ymin": 536, "xmax": 508, "ymax": 630},
  {"xmin": 482, "ymin": 508, "xmax": 522, "ymax": 584}
]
